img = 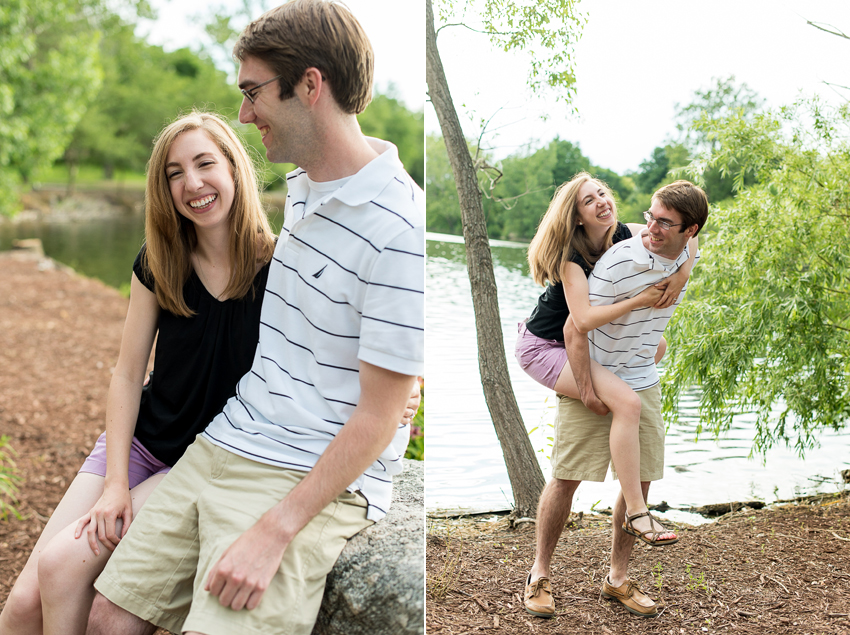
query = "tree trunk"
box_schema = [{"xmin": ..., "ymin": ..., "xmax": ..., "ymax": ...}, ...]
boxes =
[{"xmin": 425, "ymin": 0, "xmax": 545, "ymax": 517}]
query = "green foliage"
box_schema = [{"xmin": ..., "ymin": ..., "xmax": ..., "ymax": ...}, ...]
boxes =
[
  {"xmin": 0, "ymin": 436, "xmax": 22, "ymax": 522},
  {"xmin": 359, "ymin": 90, "xmax": 425, "ymax": 188},
  {"xmin": 662, "ymin": 98, "xmax": 850, "ymax": 455},
  {"xmin": 405, "ymin": 379, "xmax": 425, "ymax": 461},
  {"xmin": 0, "ymin": 0, "xmax": 106, "ymax": 215},
  {"xmin": 64, "ymin": 22, "xmax": 240, "ymax": 179},
  {"xmin": 426, "ymin": 133, "xmax": 463, "ymax": 236},
  {"xmin": 674, "ymin": 76, "xmax": 764, "ymax": 205},
  {"xmin": 426, "ymin": 134, "xmax": 634, "ymax": 240},
  {"xmin": 437, "ymin": 0, "xmax": 586, "ymax": 106}
]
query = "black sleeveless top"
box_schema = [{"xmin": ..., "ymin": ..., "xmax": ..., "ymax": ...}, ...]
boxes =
[
  {"xmin": 525, "ymin": 222, "xmax": 632, "ymax": 342},
  {"xmin": 132, "ymin": 246, "xmax": 270, "ymax": 465}
]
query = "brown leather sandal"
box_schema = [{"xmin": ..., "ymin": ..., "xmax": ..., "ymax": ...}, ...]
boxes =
[{"xmin": 622, "ymin": 510, "xmax": 679, "ymax": 546}]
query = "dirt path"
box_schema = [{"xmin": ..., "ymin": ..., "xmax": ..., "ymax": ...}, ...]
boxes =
[
  {"xmin": 427, "ymin": 495, "xmax": 850, "ymax": 635},
  {"xmin": 0, "ymin": 251, "xmax": 169, "ymax": 633}
]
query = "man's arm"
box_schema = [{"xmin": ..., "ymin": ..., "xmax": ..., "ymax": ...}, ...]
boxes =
[
  {"xmin": 204, "ymin": 361, "xmax": 416, "ymax": 612},
  {"xmin": 563, "ymin": 316, "xmax": 609, "ymax": 416}
]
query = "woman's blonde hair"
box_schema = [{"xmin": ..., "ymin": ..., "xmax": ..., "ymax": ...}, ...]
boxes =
[
  {"xmin": 143, "ymin": 111, "xmax": 276, "ymax": 317},
  {"xmin": 527, "ymin": 172, "xmax": 619, "ymax": 287}
]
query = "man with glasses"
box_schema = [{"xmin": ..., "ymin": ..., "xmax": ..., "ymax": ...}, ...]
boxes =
[
  {"xmin": 89, "ymin": 2, "xmax": 424, "ymax": 634},
  {"xmin": 524, "ymin": 180, "xmax": 708, "ymax": 619}
]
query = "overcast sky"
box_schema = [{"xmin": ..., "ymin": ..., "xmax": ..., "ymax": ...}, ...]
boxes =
[
  {"xmin": 427, "ymin": 0, "xmax": 850, "ymax": 173},
  {"xmin": 139, "ymin": 0, "xmax": 425, "ymax": 110}
]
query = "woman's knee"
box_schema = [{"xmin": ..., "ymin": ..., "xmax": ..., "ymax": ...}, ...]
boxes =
[
  {"xmin": 655, "ymin": 337, "xmax": 667, "ymax": 364},
  {"xmin": 37, "ymin": 531, "xmax": 95, "ymax": 596},
  {"xmin": 611, "ymin": 388, "xmax": 641, "ymax": 421},
  {"xmin": 2, "ymin": 569, "xmax": 43, "ymax": 626}
]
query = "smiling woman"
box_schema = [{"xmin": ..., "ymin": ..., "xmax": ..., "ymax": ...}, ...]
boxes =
[{"xmin": 0, "ymin": 110, "xmax": 277, "ymax": 635}]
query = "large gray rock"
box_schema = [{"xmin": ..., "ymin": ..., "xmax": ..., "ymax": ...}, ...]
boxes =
[{"xmin": 313, "ymin": 459, "xmax": 424, "ymax": 635}]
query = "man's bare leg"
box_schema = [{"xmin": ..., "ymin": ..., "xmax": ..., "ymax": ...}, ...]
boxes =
[
  {"xmin": 528, "ymin": 478, "xmax": 580, "ymax": 582},
  {"xmin": 85, "ymin": 593, "xmax": 156, "ymax": 635},
  {"xmin": 609, "ymin": 482, "xmax": 651, "ymax": 587}
]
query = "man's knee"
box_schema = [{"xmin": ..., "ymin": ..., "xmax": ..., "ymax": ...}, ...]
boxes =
[
  {"xmin": 549, "ymin": 478, "xmax": 581, "ymax": 498},
  {"xmin": 87, "ymin": 592, "xmax": 155, "ymax": 635}
]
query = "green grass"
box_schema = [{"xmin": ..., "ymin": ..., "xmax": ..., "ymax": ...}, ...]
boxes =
[
  {"xmin": 0, "ymin": 436, "xmax": 22, "ymax": 522},
  {"xmin": 34, "ymin": 163, "xmax": 147, "ymax": 187}
]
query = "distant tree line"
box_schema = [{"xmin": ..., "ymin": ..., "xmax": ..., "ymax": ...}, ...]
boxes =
[
  {"xmin": 0, "ymin": 0, "xmax": 424, "ymax": 216},
  {"xmin": 426, "ymin": 76, "xmax": 760, "ymax": 241}
]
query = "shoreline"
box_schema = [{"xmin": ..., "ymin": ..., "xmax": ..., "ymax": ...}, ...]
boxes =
[{"xmin": 428, "ymin": 489, "xmax": 849, "ymax": 523}]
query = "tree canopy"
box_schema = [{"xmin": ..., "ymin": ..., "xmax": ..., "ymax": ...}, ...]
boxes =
[
  {"xmin": 661, "ymin": 98, "xmax": 850, "ymax": 454},
  {"xmin": 0, "ymin": 0, "xmax": 105, "ymax": 214},
  {"xmin": 0, "ymin": 0, "xmax": 424, "ymax": 215}
]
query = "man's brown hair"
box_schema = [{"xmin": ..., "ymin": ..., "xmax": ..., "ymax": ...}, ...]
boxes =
[
  {"xmin": 653, "ymin": 180, "xmax": 709, "ymax": 237},
  {"xmin": 233, "ymin": 0, "xmax": 374, "ymax": 114}
]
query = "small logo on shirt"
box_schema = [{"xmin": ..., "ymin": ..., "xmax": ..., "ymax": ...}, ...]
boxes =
[{"xmin": 313, "ymin": 265, "xmax": 328, "ymax": 279}]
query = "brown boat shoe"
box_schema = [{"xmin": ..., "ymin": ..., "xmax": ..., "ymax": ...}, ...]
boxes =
[
  {"xmin": 524, "ymin": 573, "xmax": 555, "ymax": 618},
  {"xmin": 601, "ymin": 576, "xmax": 658, "ymax": 617}
]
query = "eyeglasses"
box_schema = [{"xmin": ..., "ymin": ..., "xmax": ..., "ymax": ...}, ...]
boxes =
[
  {"xmin": 643, "ymin": 210, "xmax": 686, "ymax": 231},
  {"xmin": 241, "ymin": 75, "xmax": 283, "ymax": 104}
]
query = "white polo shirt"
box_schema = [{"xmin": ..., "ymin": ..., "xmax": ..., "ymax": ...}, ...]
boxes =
[
  {"xmin": 203, "ymin": 138, "xmax": 424, "ymax": 521},
  {"xmin": 586, "ymin": 230, "xmax": 698, "ymax": 391}
]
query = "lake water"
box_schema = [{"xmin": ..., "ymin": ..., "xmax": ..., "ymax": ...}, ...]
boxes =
[
  {"xmin": 0, "ymin": 202, "xmax": 285, "ymax": 290},
  {"xmin": 426, "ymin": 232, "xmax": 850, "ymax": 523},
  {"xmin": 0, "ymin": 212, "xmax": 147, "ymax": 289}
]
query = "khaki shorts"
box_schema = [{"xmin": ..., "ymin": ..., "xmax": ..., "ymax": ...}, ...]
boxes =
[
  {"xmin": 94, "ymin": 437, "xmax": 372, "ymax": 635},
  {"xmin": 551, "ymin": 384, "xmax": 665, "ymax": 482}
]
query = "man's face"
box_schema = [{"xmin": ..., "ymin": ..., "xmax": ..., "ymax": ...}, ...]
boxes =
[
  {"xmin": 238, "ymin": 56, "xmax": 306, "ymax": 165},
  {"xmin": 642, "ymin": 198, "xmax": 696, "ymax": 260}
]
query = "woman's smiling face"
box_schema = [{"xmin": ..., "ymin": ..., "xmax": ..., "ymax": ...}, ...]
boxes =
[
  {"xmin": 575, "ymin": 180, "xmax": 616, "ymax": 231},
  {"xmin": 165, "ymin": 128, "xmax": 235, "ymax": 231}
]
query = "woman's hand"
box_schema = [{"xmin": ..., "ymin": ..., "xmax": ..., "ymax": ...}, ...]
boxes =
[
  {"xmin": 634, "ymin": 283, "xmax": 667, "ymax": 308},
  {"xmin": 655, "ymin": 269, "xmax": 688, "ymax": 309},
  {"xmin": 401, "ymin": 377, "xmax": 422, "ymax": 425},
  {"xmin": 74, "ymin": 485, "xmax": 133, "ymax": 556}
]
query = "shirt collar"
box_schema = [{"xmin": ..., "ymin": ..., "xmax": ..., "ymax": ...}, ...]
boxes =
[
  {"xmin": 285, "ymin": 137, "xmax": 403, "ymax": 211},
  {"xmin": 630, "ymin": 229, "xmax": 690, "ymax": 270}
]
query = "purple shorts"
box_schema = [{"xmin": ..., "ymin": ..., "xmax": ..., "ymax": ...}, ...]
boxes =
[
  {"xmin": 515, "ymin": 321, "xmax": 568, "ymax": 391},
  {"xmin": 79, "ymin": 432, "xmax": 171, "ymax": 489}
]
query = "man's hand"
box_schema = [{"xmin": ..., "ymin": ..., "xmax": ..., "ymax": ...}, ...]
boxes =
[
  {"xmin": 577, "ymin": 385, "xmax": 610, "ymax": 416},
  {"xmin": 205, "ymin": 512, "xmax": 289, "ymax": 611}
]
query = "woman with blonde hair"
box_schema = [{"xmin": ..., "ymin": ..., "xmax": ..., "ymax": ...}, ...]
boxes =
[
  {"xmin": 0, "ymin": 110, "xmax": 419, "ymax": 635},
  {"xmin": 516, "ymin": 172, "xmax": 696, "ymax": 561}
]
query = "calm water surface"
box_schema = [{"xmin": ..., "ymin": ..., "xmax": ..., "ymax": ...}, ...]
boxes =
[
  {"xmin": 0, "ymin": 209, "xmax": 286, "ymax": 290},
  {"xmin": 426, "ymin": 232, "xmax": 850, "ymax": 522}
]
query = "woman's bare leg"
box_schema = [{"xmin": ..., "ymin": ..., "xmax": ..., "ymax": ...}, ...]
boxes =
[
  {"xmin": 0, "ymin": 473, "xmax": 106, "ymax": 635},
  {"xmin": 39, "ymin": 473, "xmax": 167, "ymax": 635},
  {"xmin": 553, "ymin": 360, "xmax": 673, "ymax": 540}
]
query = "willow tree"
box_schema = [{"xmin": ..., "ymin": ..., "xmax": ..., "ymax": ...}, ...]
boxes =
[
  {"xmin": 425, "ymin": 0, "xmax": 584, "ymax": 517},
  {"xmin": 662, "ymin": 98, "xmax": 850, "ymax": 455}
]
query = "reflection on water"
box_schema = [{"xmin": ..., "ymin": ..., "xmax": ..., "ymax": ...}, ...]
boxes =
[
  {"xmin": 0, "ymin": 214, "xmax": 147, "ymax": 289},
  {"xmin": 426, "ymin": 233, "xmax": 850, "ymax": 518}
]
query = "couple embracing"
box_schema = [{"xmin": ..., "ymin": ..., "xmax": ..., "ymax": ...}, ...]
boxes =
[
  {"xmin": 516, "ymin": 173, "xmax": 709, "ymax": 618},
  {"xmin": 0, "ymin": 2, "xmax": 424, "ymax": 635}
]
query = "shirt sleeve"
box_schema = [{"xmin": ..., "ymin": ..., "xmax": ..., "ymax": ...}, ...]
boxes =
[
  {"xmin": 132, "ymin": 244, "xmax": 155, "ymax": 292},
  {"xmin": 358, "ymin": 224, "xmax": 425, "ymax": 376},
  {"xmin": 587, "ymin": 259, "xmax": 618, "ymax": 306}
]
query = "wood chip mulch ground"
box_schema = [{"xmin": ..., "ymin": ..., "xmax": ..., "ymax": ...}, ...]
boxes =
[
  {"xmin": 427, "ymin": 495, "xmax": 850, "ymax": 635},
  {"xmin": 0, "ymin": 251, "xmax": 168, "ymax": 633}
]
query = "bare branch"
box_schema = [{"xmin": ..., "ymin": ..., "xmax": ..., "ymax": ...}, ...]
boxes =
[
  {"xmin": 435, "ymin": 22, "xmax": 519, "ymax": 37},
  {"xmin": 474, "ymin": 106, "xmax": 507, "ymax": 162},
  {"xmin": 806, "ymin": 20, "xmax": 850, "ymax": 40},
  {"xmin": 823, "ymin": 81, "xmax": 850, "ymax": 91}
]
